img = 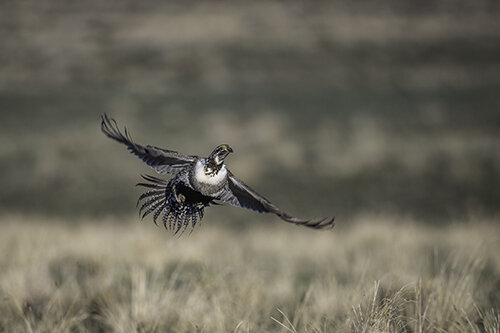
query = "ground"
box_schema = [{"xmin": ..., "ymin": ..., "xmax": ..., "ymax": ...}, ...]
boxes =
[{"xmin": 0, "ymin": 216, "xmax": 498, "ymax": 332}]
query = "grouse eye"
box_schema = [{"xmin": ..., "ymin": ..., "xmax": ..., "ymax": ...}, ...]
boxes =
[{"xmin": 220, "ymin": 145, "xmax": 233, "ymax": 153}]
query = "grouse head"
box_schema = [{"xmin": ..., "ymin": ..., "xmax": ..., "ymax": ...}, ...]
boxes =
[{"xmin": 208, "ymin": 144, "xmax": 233, "ymax": 165}]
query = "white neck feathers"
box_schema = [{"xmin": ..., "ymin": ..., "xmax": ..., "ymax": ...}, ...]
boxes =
[{"xmin": 194, "ymin": 160, "xmax": 227, "ymax": 185}]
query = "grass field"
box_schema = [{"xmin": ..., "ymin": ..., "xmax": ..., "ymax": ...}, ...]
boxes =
[
  {"xmin": 1, "ymin": 1, "xmax": 499, "ymax": 332},
  {"xmin": 0, "ymin": 216, "xmax": 498, "ymax": 332}
]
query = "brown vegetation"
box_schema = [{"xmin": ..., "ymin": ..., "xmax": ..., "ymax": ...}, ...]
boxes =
[
  {"xmin": 1, "ymin": 1, "xmax": 499, "ymax": 331},
  {"xmin": 0, "ymin": 216, "xmax": 498, "ymax": 332}
]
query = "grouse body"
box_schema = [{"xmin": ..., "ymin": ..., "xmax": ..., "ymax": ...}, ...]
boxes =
[{"xmin": 101, "ymin": 114, "xmax": 334, "ymax": 233}]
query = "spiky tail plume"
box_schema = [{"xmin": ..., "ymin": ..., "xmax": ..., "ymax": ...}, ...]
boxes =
[{"xmin": 136, "ymin": 175, "xmax": 206, "ymax": 235}]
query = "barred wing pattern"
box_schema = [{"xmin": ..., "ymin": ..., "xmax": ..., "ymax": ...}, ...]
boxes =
[
  {"xmin": 218, "ymin": 171, "xmax": 335, "ymax": 229},
  {"xmin": 101, "ymin": 114, "xmax": 196, "ymax": 174}
]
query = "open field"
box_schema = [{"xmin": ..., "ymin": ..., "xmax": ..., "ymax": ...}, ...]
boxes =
[
  {"xmin": 1, "ymin": 1, "xmax": 499, "ymax": 331},
  {"xmin": 0, "ymin": 216, "xmax": 498, "ymax": 332},
  {"xmin": 1, "ymin": 0, "xmax": 500, "ymax": 222}
]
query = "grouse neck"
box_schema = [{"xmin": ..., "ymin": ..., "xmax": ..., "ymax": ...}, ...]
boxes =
[
  {"xmin": 204, "ymin": 158, "xmax": 223, "ymax": 176},
  {"xmin": 194, "ymin": 159, "xmax": 227, "ymax": 186}
]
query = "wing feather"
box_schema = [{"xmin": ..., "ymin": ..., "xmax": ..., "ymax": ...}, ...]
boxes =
[
  {"xmin": 218, "ymin": 171, "xmax": 335, "ymax": 229},
  {"xmin": 101, "ymin": 114, "xmax": 196, "ymax": 174}
]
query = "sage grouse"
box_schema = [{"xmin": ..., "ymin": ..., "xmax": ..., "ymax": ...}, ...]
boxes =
[{"xmin": 101, "ymin": 114, "xmax": 334, "ymax": 233}]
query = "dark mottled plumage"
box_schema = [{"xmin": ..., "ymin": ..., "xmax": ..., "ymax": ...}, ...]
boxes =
[{"xmin": 101, "ymin": 114, "xmax": 334, "ymax": 233}]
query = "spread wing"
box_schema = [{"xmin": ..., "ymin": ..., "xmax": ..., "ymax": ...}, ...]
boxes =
[
  {"xmin": 218, "ymin": 171, "xmax": 335, "ymax": 229},
  {"xmin": 101, "ymin": 114, "xmax": 196, "ymax": 174}
]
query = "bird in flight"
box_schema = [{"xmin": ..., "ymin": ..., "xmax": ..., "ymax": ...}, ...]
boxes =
[{"xmin": 101, "ymin": 114, "xmax": 334, "ymax": 234}]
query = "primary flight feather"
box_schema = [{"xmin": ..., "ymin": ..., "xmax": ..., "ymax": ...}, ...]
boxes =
[{"xmin": 101, "ymin": 114, "xmax": 334, "ymax": 233}]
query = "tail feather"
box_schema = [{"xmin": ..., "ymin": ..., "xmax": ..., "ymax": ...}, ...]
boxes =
[
  {"xmin": 136, "ymin": 189, "xmax": 164, "ymax": 207},
  {"xmin": 153, "ymin": 202, "xmax": 166, "ymax": 225},
  {"xmin": 135, "ymin": 174, "xmax": 206, "ymax": 235},
  {"xmin": 141, "ymin": 198, "xmax": 164, "ymax": 219},
  {"xmin": 138, "ymin": 195, "xmax": 164, "ymax": 216}
]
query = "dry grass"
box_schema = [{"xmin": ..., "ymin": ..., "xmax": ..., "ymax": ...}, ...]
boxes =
[{"xmin": 0, "ymin": 215, "xmax": 498, "ymax": 332}]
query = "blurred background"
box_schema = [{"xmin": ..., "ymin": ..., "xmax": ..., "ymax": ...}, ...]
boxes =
[{"xmin": 1, "ymin": 0, "xmax": 499, "ymax": 225}]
